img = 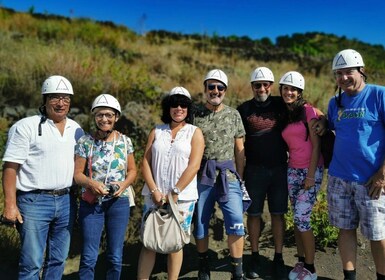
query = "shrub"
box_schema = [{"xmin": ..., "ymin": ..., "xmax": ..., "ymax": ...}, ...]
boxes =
[{"xmin": 285, "ymin": 190, "xmax": 339, "ymax": 248}]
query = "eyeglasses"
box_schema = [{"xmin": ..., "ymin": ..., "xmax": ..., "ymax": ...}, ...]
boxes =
[
  {"xmin": 252, "ymin": 82, "xmax": 271, "ymax": 90},
  {"xmin": 207, "ymin": 84, "xmax": 226, "ymax": 92},
  {"xmin": 170, "ymin": 101, "xmax": 189, "ymax": 109},
  {"xmin": 95, "ymin": 112, "xmax": 116, "ymax": 120},
  {"xmin": 48, "ymin": 95, "xmax": 71, "ymax": 104}
]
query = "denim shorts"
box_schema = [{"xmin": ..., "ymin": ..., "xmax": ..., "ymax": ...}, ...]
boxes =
[
  {"xmin": 327, "ymin": 175, "xmax": 385, "ymax": 240},
  {"xmin": 244, "ymin": 164, "xmax": 288, "ymax": 216},
  {"xmin": 193, "ymin": 180, "xmax": 245, "ymax": 239},
  {"xmin": 143, "ymin": 195, "xmax": 195, "ymax": 234}
]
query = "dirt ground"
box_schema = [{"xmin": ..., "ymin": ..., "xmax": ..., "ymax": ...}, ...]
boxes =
[{"xmin": 0, "ymin": 207, "xmax": 377, "ymax": 280}]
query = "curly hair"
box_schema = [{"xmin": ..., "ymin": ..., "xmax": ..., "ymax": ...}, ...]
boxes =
[{"xmin": 161, "ymin": 94, "xmax": 192, "ymax": 124}]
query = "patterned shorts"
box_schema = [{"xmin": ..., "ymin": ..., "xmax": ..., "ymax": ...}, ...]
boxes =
[
  {"xmin": 287, "ymin": 167, "xmax": 323, "ymax": 232},
  {"xmin": 327, "ymin": 175, "xmax": 385, "ymax": 240}
]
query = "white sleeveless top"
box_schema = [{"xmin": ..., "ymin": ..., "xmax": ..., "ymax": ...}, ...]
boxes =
[{"xmin": 142, "ymin": 123, "xmax": 198, "ymax": 200}]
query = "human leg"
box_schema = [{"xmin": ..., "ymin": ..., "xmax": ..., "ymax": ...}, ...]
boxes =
[
  {"xmin": 221, "ymin": 181, "xmax": 245, "ymax": 278},
  {"xmin": 78, "ymin": 200, "xmax": 105, "ymax": 280},
  {"xmin": 327, "ymin": 176, "xmax": 360, "ymax": 278},
  {"xmin": 370, "ymin": 239, "xmax": 385, "ymax": 276},
  {"xmin": 354, "ymin": 184, "xmax": 385, "ymax": 276},
  {"xmin": 288, "ymin": 167, "xmax": 321, "ymax": 278},
  {"xmin": 104, "ymin": 197, "xmax": 130, "ymax": 280},
  {"xmin": 137, "ymin": 247, "xmax": 156, "ymax": 280},
  {"xmin": 42, "ymin": 194, "xmax": 76, "ymax": 279},
  {"xmin": 244, "ymin": 165, "xmax": 269, "ymax": 254},
  {"xmin": 268, "ymin": 164, "xmax": 288, "ymax": 255},
  {"xmin": 17, "ymin": 192, "xmax": 53, "ymax": 280},
  {"xmin": 338, "ymin": 229, "xmax": 357, "ymax": 271},
  {"xmin": 168, "ymin": 250, "xmax": 183, "ymax": 280},
  {"xmin": 194, "ymin": 183, "xmax": 215, "ymax": 279}
]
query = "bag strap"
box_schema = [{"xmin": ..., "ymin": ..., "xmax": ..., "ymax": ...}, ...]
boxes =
[{"xmin": 167, "ymin": 193, "xmax": 183, "ymax": 224}]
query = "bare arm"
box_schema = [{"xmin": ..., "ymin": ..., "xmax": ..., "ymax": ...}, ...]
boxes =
[
  {"xmin": 2, "ymin": 161, "xmax": 23, "ymax": 226},
  {"xmin": 234, "ymin": 137, "xmax": 245, "ymax": 180},
  {"xmin": 169, "ymin": 127, "xmax": 205, "ymax": 202},
  {"xmin": 304, "ymin": 118, "xmax": 321, "ymax": 190}
]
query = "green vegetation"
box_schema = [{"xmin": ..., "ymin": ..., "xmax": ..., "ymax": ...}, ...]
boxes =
[{"xmin": 1, "ymin": 6, "xmax": 383, "ymax": 266}]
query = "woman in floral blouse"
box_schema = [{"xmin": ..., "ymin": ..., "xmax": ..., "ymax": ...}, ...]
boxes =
[{"xmin": 74, "ymin": 94, "xmax": 137, "ymax": 280}]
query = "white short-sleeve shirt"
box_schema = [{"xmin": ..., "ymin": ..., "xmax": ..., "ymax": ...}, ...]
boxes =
[{"xmin": 3, "ymin": 115, "xmax": 84, "ymax": 191}]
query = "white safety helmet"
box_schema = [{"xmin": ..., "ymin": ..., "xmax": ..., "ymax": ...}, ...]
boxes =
[
  {"xmin": 332, "ymin": 49, "xmax": 365, "ymax": 71},
  {"xmin": 91, "ymin": 94, "xmax": 121, "ymax": 114},
  {"xmin": 250, "ymin": 67, "xmax": 274, "ymax": 83},
  {"xmin": 204, "ymin": 69, "xmax": 228, "ymax": 87},
  {"xmin": 169, "ymin": 86, "xmax": 191, "ymax": 99},
  {"xmin": 279, "ymin": 71, "xmax": 305, "ymax": 90},
  {"xmin": 41, "ymin": 75, "xmax": 74, "ymax": 95}
]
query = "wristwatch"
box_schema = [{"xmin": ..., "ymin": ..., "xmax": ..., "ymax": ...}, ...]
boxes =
[{"xmin": 172, "ymin": 187, "xmax": 181, "ymax": 195}]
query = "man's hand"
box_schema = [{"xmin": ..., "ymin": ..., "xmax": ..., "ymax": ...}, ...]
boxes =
[{"xmin": 366, "ymin": 170, "xmax": 385, "ymax": 199}]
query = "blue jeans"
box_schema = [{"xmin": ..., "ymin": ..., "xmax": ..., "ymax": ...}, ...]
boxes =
[
  {"xmin": 194, "ymin": 180, "xmax": 245, "ymax": 239},
  {"xmin": 16, "ymin": 191, "xmax": 76, "ymax": 280},
  {"xmin": 78, "ymin": 197, "xmax": 130, "ymax": 280}
]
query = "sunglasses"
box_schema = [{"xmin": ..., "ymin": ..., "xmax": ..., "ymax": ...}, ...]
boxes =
[
  {"xmin": 207, "ymin": 84, "xmax": 226, "ymax": 92},
  {"xmin": 252, "ymin": 82, "xmax": 271, "ymax": 89},
  {"xmin": 95, "ymin": 112, "xmax": 115, "ymax": 119},
  {"xmin": 170, "ymin": 101, "xmax": 189, "ymax": 109}
]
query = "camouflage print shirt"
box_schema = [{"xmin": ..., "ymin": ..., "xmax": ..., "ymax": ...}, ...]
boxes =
[{"xmin": 193, "ymin": 104, "xmax": 245, "ymax": 161}]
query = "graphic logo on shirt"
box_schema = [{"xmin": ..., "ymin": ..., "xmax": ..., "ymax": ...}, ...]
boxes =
[{"xmin": 337, "ymin": 107, "xmax": 365, "ymax": 121}]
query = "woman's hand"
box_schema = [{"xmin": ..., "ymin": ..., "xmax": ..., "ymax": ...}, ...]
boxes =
[
  {"xmin": 151, "ymin": 189, "xmax": 164, "ymax": 206},
  {"xmin": 303, "ymin": 177, "xmax": 315, "ymax": 190},
  {"xmin": 90, "ymin": 181, "xmax": 109, "ymax": 196},
  {"xmin": 109, "ymin": 181, "xmax": 126, "ymax": 197}
]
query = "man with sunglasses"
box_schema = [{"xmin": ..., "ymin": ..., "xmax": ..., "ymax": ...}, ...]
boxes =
[
  {"xmin": 237, "ymin": 67, "xmax": 288, "ymax": 279},
  {"xmin": 193, "ymin": 69, "xmax": 247, "ymax": 280},
  {"xmin": 1, "ymin": 75, "xmax": 84, "ymax": 279}
]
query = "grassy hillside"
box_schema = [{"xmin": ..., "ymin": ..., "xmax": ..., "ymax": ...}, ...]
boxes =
[{"xmin": 1, "ymin": 6, "xmax": 385, "ymax": 269}]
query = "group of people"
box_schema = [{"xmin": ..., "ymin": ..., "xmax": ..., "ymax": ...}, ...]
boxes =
[{"xmin": 1, "ymin": 48, "xmax": 384, "ymax": 280}]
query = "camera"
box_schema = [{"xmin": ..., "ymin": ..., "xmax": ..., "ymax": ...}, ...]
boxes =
[{"xmin": 106, "ymin": 184, "xmax": 120, "ymax": 196}]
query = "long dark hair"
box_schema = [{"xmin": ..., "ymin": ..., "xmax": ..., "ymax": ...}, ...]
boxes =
[
  {"xmin": 161, "ymin": 94, "xmax": 192, "ymax": 124},
  {"xmin": 280, "ymin": 86, "xmax": 307, "ymax": 125}
]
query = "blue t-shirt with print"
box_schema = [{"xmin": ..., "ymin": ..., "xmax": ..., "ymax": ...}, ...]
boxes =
[{"xmin": 327, "ymin": 84, "xmax": 385, "ymax": 183}]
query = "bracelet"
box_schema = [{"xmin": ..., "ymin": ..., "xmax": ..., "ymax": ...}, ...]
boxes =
[
  {"xmin": 150, "ymin": 188, "xmax": 159, "ymax": 194},
  {"xmin": 306, "ymin": 177, "xmax": 315, "ymax": 180}
]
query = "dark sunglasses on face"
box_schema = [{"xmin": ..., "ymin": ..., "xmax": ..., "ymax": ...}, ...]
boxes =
[
  {"xmin": 207, "ymin": 84, "xmax": 226, "ymax": 92},
  {"xmin": 170, "ymin": 101, "xmax": 189, "ymax": 109},
  {"xmin": 252, "ymin": 82, "xmax": 271, "ymax": 90}
]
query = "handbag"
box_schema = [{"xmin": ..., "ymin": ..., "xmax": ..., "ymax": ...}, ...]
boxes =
[
  {"xmin": 140, "ymin": 193, "xmax": 190, "ymax": 254},
  {"xmin": 81, "ymin": 188, "xmax": 98, "ymax": 204}
]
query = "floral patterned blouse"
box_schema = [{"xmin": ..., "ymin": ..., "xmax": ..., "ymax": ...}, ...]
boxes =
[{"xmin": 75, "ymin": 132, "xmax": 134, "ymax": 198}]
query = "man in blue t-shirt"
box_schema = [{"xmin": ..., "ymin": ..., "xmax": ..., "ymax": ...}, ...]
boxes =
[{"xmin": 327, "ymin": 49, "xmax": 385, "ymax": 280}]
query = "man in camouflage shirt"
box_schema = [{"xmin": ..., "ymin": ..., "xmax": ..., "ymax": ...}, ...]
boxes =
[{"xmin": 193, "ymin": 69, "xmax": 246, "ymax": 280}]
